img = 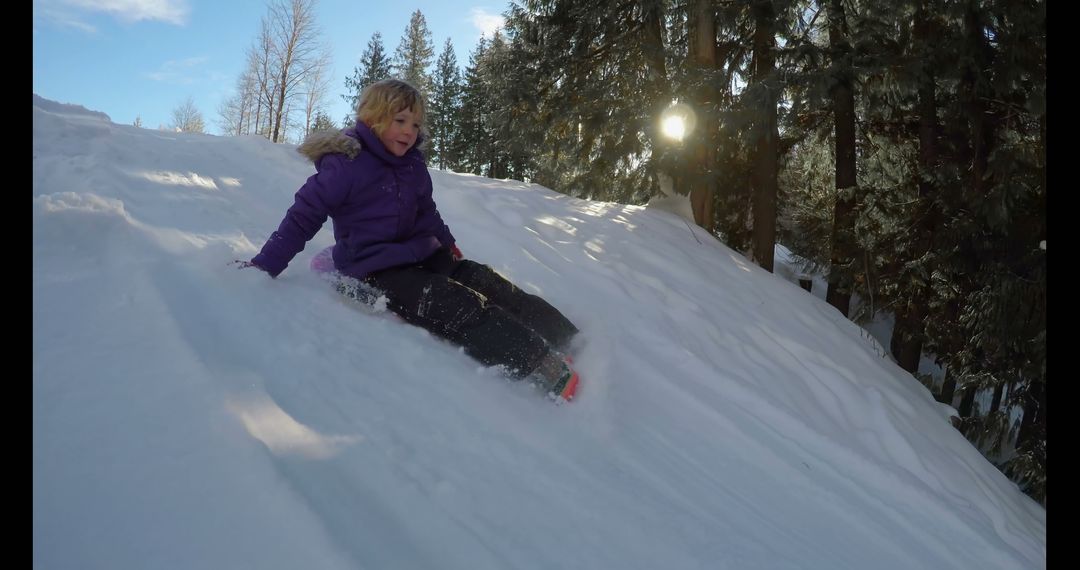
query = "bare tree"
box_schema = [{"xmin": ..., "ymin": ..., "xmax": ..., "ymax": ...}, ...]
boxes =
[
  {"xmin": 238, "ymin": 69, "xmax": 259, "ymax": 134},
  {"xmin": 281, "ymin": 100, "xmax": 304, "ymax": 143},
  {"xmin": 231, "ymin": 0, "xmax": 330, "ymax": 142},
  {"xmin": 249, "ymin": 18, "xmax": 279, "ymax": 139},
  {"xmin": 301, "ymin": 49, "xmax": 333, "ymax": 137},
  {"xmin": 217, "ymin": 95, "xmax": 244, "ymax": 136},
  {"xmin": 218, "ymin": 68, "xmax": 261, "ymax": 136},
  {"xmin": 217, "ymin": 83, "xmax": 244, "ymax": 136},
  {"xmin": 170, "ymin": 96, "xmax": 205, "ymax": 133},
  {"xmin": 265, "ymin": 0, "xmax": 330, "ymax": 143}
]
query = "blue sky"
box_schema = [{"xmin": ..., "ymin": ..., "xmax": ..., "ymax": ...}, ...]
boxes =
[{"xmin": 32, "ymin": 0, "xmax": 506, "ymax": 135}]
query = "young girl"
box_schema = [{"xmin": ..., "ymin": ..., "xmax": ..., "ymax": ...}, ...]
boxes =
[{"xmin": 243, "ymin": 79, "xmax": 580, "ymax": 401}]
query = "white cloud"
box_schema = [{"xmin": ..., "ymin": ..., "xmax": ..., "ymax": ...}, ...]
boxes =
[
  {"xmin": 470, "ymin": 7, "xmax": 503, "ymax": 38},
  {"xmin": 34, "ymin": 3, "xmax": 99, "ymax": 33},
  {"xmin": 145, "ymin": 56, "xmax": 208, "ymax": 84},
  {"xmin": 62, "ymin": 0, "xmax": 189, "ymax": 25}
]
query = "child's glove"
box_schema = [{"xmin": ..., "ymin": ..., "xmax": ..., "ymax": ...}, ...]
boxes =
[{"xmin": 450, "ymin": 244, "xmax": 464, "ymax": 261}]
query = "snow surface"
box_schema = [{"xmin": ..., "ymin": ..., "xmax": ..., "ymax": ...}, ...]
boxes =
[{"xmin": 33, "ymin": 96, "xmax": 1046, "ymax": 569}]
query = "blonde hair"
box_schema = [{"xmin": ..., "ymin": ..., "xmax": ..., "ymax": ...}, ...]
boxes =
[{"xmin": 357, "ymin": 79, "xmax": 426, "ymax": 138}]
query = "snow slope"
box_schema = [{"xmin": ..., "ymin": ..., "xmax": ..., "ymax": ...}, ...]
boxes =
[{"xmin": 33, "ymin": 95, "xmax": 1045, "ymax": 569}]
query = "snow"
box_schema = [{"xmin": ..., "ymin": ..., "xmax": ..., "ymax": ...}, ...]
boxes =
[{"xmin": 33, "ymin": 95, "xmax": 1045, "ymax": 569}]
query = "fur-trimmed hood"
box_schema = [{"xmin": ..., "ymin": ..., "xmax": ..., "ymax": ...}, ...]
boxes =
[
  {"xmin": 296, "ymin": 123, "xmax": 428, "ymax": 164},
  {"xmin": 296, "ymin": 128, "xmax": 363, "ymax": 163}
]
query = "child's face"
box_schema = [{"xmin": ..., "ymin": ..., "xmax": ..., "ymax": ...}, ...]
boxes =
[{"xmin": 378, "ymin": 108, "xmax": 420, "ymax": 157}]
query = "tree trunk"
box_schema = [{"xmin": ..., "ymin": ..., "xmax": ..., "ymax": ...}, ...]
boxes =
[
  {"xmin": 689, "ymin": 0, "xmax": 717, "ymax": 231},
  {"xmin": 937, "ymin": 368, "xmax": 956, "ymax": 406},
  {"xmin": 274, "ymin": 68, "xmax": 289, "ymax": 143},
  {"xmin": 750, "ymin": 0, "xmax": 778, "ymax": 272},
  {"xmin": 254, "ymin": 99, "xmax": 262, "ymax": 137},
  {"xmin": 962, "ymin": 0, "xmax": 997, "ymax": 202},
  {"xmin": 1016, "ymin": 379, "xmax": 1045, "ymax": 451},
  {"xmin": 890, "ymin": 306, "xmax": 923, "ymax": 373},
  {"xmin": 958, "ymin": 382, "xmax": 977, "ymax": 419},
  {"xmin": 824, "ymin": 0, "xmax": 856, "ymax": 317},
  {"xmin": 988, "ymin": 381, "xmax": 1004, "ymax": 415},
  {"xmin": 890, "ymin": 0, "xmax": 939, "ymax": 371},
  {"xmin": 640, "ymin": 1, "xmax": 679, "ymax": 207}
]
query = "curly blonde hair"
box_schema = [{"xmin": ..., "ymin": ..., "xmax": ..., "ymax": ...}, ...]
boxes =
[{"xmin": 357, "ymin": 79, "xmax": 426, "ymax": 138}]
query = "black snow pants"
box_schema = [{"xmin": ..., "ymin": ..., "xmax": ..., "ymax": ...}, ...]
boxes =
[{"xmin": 364, "ymin": 247, "xmax": 579, "ymax": 377}]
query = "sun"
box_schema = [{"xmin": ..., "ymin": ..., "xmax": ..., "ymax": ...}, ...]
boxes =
[{"xmin": 662, "ymin": 115, "xmax": 686, "ymax": 141}]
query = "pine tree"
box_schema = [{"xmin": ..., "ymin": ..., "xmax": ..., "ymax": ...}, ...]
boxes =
[
  {"xmin": 311, "ymin": 110, "xmax": 336, "ymax": 132},
  {"xmin": 457, "ymin": 37, "xmax": 491, "ymax": 176},
  {"xmin": 463, "ymin": 30, "xmax": 541, "ymax": 181},
  {"xmin": 342, "ymin": 31, "xmax": 392, "ymax": 126},
  {"xmin": 685, "ymin": 0, "xmax": 719, "ymax": 231},
  {"xmin": 823, "ymin": 0, "xmax": 858, "ymax": 317},
  {"xmin": 498, "ymin": 0, "xmax": 680, "ymax": 202},
  {"xmin": 748, "ymin": 0, "xmax": 782, "ymax": 272},
  {"xmin": 476, "ymin": 0, "xmax": 1047, "ymax": 505},
  {"xmin": 782, "ymin": 0, "xmax": 1046, "ymax": 503},
  {"xmin": 429, "ymin": 38, "xmax": 463, "ymax": 170},
  {"xmin": 688, "ymin": 0, "xmax": 754, "ymax": 252},
  {"xmin": 940, "ymin": 0, "xmax": 1045, "ymax": 503},
  {"xmin": 392, "ymin": 10, "xmax": 435, "ymax": 95},
  {"xmin": 480, "ymin": 32, "xmax": 514, "ymax": 179}
]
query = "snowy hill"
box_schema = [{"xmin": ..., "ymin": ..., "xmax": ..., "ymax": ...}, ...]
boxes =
[{"xmin": 33, "ymin": 95, "xmax": 1045, "ymax": 569}]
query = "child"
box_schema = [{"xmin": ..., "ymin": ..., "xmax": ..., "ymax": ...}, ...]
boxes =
[{"xmin": 242, "ymin": 79, "xmax": 580, "ymax": 400}]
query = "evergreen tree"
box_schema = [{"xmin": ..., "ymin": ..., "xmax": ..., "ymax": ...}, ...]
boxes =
[
  {"xmin": 480, "ymin": 32, "xmax": 515, "ymax": 179},
  {"xmin": 311, "ymin": 109, "xmax": 336, "ymax": 132},
  {"xmin": 457, "ymin": 37, "xmax": 493, "ymax": 177},
  {"xmin": 684, "ymin": 0, "xmax": 719, "ymax": 232},
  {"xmin": 498, "ymin": 0, "xmax": 680, "ymax": 202},
  {"xmin": 935, "ymin": 0, "xmax": 1046, "ymax": 503},
  {"xmin": 462, "ymin": 30, "xmax": 542, "ymax": 181},
  {"xmin": 779, "ymin": 0, "xmax": 1045, "ymax": 503},
  {"xmin": 429, "ymin": 38, "xmax": 463, "ymax": 170},
  {"xmin": 748, "ymin": 0, "xmax": 782, "ymax": 272},
  {"xmin": 463, "ymin": 0, "xmax": 1045, "ymax": 504},
  {"xmin": 822, "ymin": 0, "xmax": 858, "ymax": 317},
  {"xmin": 342, "ymin": 31, "xmax": 392, "ymax": 126},
  {"xmin": 688, "ymin": 0, "xmax": 755, "ymax": 252},
  {"xmin": 392, "ymin": 10, "xmax": 436, "ymax": 95}
]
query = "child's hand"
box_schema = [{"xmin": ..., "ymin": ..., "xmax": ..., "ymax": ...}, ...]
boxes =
[{"xmin": 231, "ymin": 259, "xmax": 264, "ymax": 272}]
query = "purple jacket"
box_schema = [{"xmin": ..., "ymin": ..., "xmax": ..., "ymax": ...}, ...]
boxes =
[{"xmin": 252, "ymin": 123, "xmax": 455, "ymax": 279}]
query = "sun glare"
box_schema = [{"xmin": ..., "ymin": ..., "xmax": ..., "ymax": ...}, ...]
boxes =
[{"xmin": 662, "ymin": 115, "xmax": 686, "ymax": 141}]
